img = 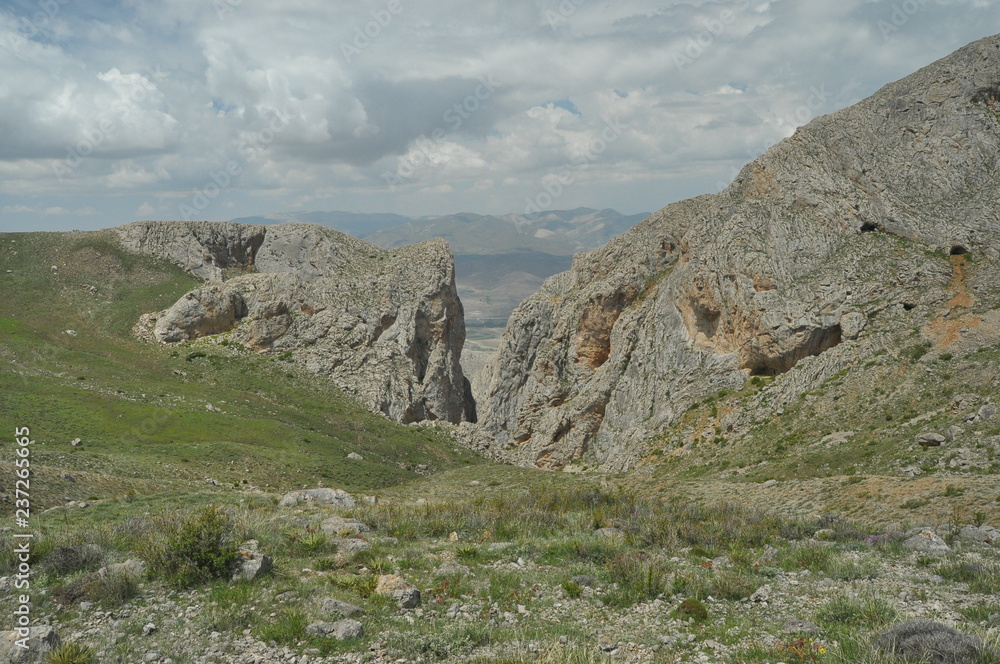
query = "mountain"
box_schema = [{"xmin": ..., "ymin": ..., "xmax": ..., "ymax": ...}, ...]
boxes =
[
  {"xmin": 231, "ymin": 211, "xmax": 412, "ymax": 237},
  {"xmin": 363, "ymin": 208, "xmax": 649, "ymax": 256},
  {"xmin": 231, "ymin": 208, "xmax": 650, "ymax": 327},
  {"xmin": 116, "ymin": 221, "xmax": 476, "ymax": 424},
  {"xmin": 475, "ymin": 34, "xmax": 1000, "ymax": 475}
]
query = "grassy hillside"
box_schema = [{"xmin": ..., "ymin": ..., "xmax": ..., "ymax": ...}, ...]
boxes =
[{"xmin": 0, "ymin": 231, "xmax": 482, "ymax": 510}]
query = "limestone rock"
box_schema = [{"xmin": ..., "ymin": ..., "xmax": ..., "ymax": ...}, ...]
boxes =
[
  {"xmin": 320, "ymin": 598, "xmax": 364, "ymax": 618},
  {"xmin": 306, "ymin": 619, "xmax": 364, "ymax": 640},
  {"xmin": 278, "ymin": 488, "xmax": 355, "ymax": 509},
  {"xmin": 956, "ymin": 525, "xmax": 998, "ymax": 545},
  {"xmin": 0, "ymin": 626, "xmax": 60, "ymax": 663},
  {"xmin": 119, "ymin": 222, "xmax": 475, "ymax": 425},
  {"xmin": 320, "ymin": 516, "xmax": 370, "ymax": 536},
  {"xmin": 916, "ymin": 432, "xmax": 947, "ymax": 447},
  {"xmin": 97, "ymin": 558, "xmax": 146, "ymax": 582},
  {"xmin": 476, "ymin": 34, "xmax": 1000, "ymax": 470},
  {"xmin": 231, "ymin": 540, "xmax": 272, "ymax": 582},
  {"xmin": 903, "ymin": 530, "xmax": 952, "ymax": 557}
]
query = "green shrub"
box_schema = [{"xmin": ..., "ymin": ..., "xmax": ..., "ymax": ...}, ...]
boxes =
[
  {"xmin": 255, "ymin": 610, "xmax": 308, "ymax": 645},
  {"xmin": 816, "ymin": 593, "xmax": 896, "ymax": 627},
  {"xmin": 142, "ymin": 505, "xmax": 240, "ymax": 588},
  {"xmin": 561, "ymin": 580, "xmax": 583, "ymax": 598},
  {"xmin": 675, "ymin": 597, "xmax": 709, "ymax": 622},
  {"xmin": 44, "ymin": 643, "xmax": 95, "ymax": 664}
]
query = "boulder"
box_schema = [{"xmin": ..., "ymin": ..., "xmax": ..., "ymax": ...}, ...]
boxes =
[
  {"xmin": 916, "ymin": 433, "xmax": 946, "ymax": 447},
  {"xmin": 874, "ymin": 621, "xmax": 990, "ymax": 664},
  {"xmin": 97, "ymin": 558, "xmax": 146, "ymax": 582},
  {"xmin": 956, "ymin": 525, "xmax": 998, "ymax": 545},
  {"xmin": 278, "ymin": 488, "xmax": 356, "ymax": 509},
  {"xmin": 335, "ymin": 539, "xmax": 372, "ymax": 556},
  {"xmin": 231, "ymin": 541, "xmax": 272, "ymax": 582},
  {"xmin": 320, "ymin": 598, "xmax": 364, "ymax": 618},
  {"xmin": 0, "ymin": 626, "xmax": 60, "ymax": 663},
  {"xmin": 320, "ymin": 516, "xmax": 370, "ymax": 536},
  {"xmin": 903, "ymin": 530, "xmax": 952, "ymax": 557},
  {"xmin": 392, "ymin": 588, "xmax": 421, "ymax": 609},
  {"xmin": 305, "ymin": 619, "xmax": 364, "ymax": 640}
]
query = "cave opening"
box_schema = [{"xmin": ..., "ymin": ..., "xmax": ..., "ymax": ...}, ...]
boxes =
[{"xmin": 950, "ymin": 245, "xmax": 969, "ymax": 256}]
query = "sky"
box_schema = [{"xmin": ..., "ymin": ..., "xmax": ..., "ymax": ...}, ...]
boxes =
[{"xmin": 0, "ymin": 0, "xmax": 997, "ymax": 232}]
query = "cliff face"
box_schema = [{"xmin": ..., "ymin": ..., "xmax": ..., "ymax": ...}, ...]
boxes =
[
  {"xmin": 478, "ymin": 34, "xmax": 1000, "ymax": 470},
  {"xmin": 116, "ymin": 222, "xmax": 475, "ymax": 424}
]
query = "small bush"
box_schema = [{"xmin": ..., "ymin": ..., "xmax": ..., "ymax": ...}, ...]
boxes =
[
  {"xmin": 675, "ymin": 597, "xmax": 709, "ymax": 622},
  {"xmin": 255, "ymin": 610, "xmax": 308, "ymax": 645},
  {"xmin": 561, "ymin": 580, "xmax": 583, "ymax": 598},
  {"xmin": 142, "ymin": 506, "xmax": 240, "ymax": 588},
  {"xmin": 943, "ymin": 485, "xmax": 966, "ymax": 497},
  {"xmin": 44, "ymin": 643, "xmax": 95, "ymax": 664},
  {"xmin": 41, "ymin": 545, "xmax": 105, "ymax": 575},
  {"xmin": 816, "ymin": 593, "xmax": 896, "ymax": 627},
  {"xmin": 185, "ymin": 351, "xmax": 208, "ymax": 362}
]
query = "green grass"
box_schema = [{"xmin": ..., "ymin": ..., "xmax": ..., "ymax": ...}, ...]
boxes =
[{"xmin": 0, "ymin": 231, "xmax": 483, "ymax": 509}]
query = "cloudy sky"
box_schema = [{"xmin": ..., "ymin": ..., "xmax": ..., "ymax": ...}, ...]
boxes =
[{"xmin": 0, "ymin": 0, "xmax": 997, "ymax": 232}]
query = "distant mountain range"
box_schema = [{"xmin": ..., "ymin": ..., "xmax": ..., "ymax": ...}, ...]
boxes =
[{"xmin": 231, "ymin": 208, "xmax": 650, "ymax": 325}]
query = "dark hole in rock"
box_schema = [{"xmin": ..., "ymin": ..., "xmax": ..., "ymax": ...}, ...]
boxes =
[
  {"xmin": 860, "ymin": 222, "xmax": 877, "ymax": 233},
  {"xmin": 744, "ymin": 324, "xmax": 843, "ymax": 377},
  {"xmin": 950, "ymin": 245, "xmax": 968, "ymax": 256},
  {"xmin": 903, "ymin": 303, "xmax": 916, "ymax": 311}
]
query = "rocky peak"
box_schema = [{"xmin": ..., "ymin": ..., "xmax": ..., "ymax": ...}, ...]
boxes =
[
  {"xmin": 117, "ymin": 221, "xmax": 475, "ymax": 425},
  {"xmin": 477, "ymin": 33, "xmax": 1000, "ymax": 470}
]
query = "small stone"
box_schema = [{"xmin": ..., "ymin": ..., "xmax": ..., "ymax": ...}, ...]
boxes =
[
  {"xmin": 321, "ymin": 598, "xmax": 364, "ymax": 618},
  {"xmin": 978, "ymin": 404, "xmax": 996, "ymax": 421},
  {"xmin": 392, "ymin": 588, "xmax": 421, "ymax": 609},
  {"xmin": 449, "ymin": 531, "xmax": 459, "ymax": 541},
  {"xmin": 347, "ymin": 453, "xmax": 364, "ymax": 460},
  {"xmin": 70, "ymin": 438, "xmax": 81, "ymax": 447},
  {"xmin": 142, "ymin": 623, "xmax": 157, "ymax": 636},
  {"xmin": 916, "ymin": 432, "xmax": 946, "ymax": 447}
]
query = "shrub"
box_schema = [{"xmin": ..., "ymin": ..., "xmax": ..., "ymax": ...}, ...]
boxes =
[
  {"xmin": 561, "ymin": 580, "xmax": 583, "ymax": 598},
  {"xmin": 142, "ymin": 505, "xmax": 240, "ymax": 588},
  {"xmin": 816, "ymin": 593, "xmax": 896, "ymax": 627},
  {"xmin": 255, "ymin": 610, "xmax": 308, "ymax": 645},
  {"xmin": 675, "ymin": 597, "xmax": 709, "ymax": 622},
  {"xmin": 40, "ymin": 545, "xmax": 105, "ymax": 575},
  {"xmin": 44, "ymin": 643, "xmax": 95, "ymax": 664}
]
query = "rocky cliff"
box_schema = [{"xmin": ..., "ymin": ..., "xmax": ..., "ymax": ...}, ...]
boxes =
[
  {"xmin": 478, "ymin": 34, "xmax": 1000, "ymax": 470},
  {"xmin": 116, "ymin": 222, "xmax": 475, "ymax": 424}
]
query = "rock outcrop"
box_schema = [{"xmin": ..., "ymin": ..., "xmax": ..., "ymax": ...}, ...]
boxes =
[
  {"xmin": 117, "ymin": 222, "xmax": 475, "ymax": 424},
  {"xmin": 478, "ymin": 34, "xmax": 1000, "ymax": 469}
]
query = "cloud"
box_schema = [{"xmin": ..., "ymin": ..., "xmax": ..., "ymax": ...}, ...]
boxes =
[{"xmin": 1, "ymin": 0, "xmax": 998, "ymax": 229}]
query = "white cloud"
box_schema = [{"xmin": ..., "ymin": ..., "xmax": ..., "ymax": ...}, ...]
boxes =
[{"xmin": 0, "ymin": 0, "xmax": 998, "ymax": 229}]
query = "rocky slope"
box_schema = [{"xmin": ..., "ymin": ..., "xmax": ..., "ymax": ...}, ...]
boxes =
[
  {"xmin": 477, "ymin": 34, "xmax": 1000, "ymax": 470},
  {"xmin": 116, "ymin": 221, "xmax": 475, "ymax": 424}
]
